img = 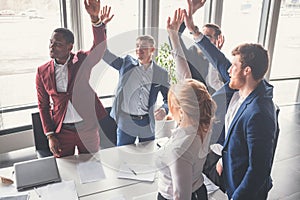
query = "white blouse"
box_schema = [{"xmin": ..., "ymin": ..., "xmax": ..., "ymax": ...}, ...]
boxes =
[{"xmin": 155, "ymin": 126, "xmax": 210, "ymax": 199}]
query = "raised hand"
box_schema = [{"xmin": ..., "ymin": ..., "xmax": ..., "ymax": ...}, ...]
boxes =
[
  {"xmin": 183, "ymin": 0, "xmax": 197, "ymax": 35},
  {"xmin": 168, "ymin": 8, "xmax": 192, "ymax": 81},
  {"xmin": 167, "ymin": 8, "xmax": 185, "ymax": 37},
  {"xmin": 84, "ymin": 0, "xmax": 101, "ymax": 23},
  {"xmin": 216, "ymin": 34, "xmax": 225, "ymax": 50},
  {"xmin": 191, "ymin": 0, "xmax": 206, "ymax": 14},
  {"xmin": 100, "ymin": 5, "xmax": 114, "ymax": 25}
]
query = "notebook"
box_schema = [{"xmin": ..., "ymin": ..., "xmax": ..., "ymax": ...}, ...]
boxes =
[{"xmin": 14, "ymin": 156, "xmax": 61, "ymax": 191}]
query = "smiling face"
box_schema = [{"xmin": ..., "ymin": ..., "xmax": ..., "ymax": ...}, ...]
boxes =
[
  {"xmin": 135, "ymin": 39, "xmax": 155, "ymax": 65},
  {"xmin": 228, "ymin": 55, "xmax": 246, "ymax": 90},
  {"xmin": 49, "ymin": 32, "xmax": 73, "ymax": 64}
]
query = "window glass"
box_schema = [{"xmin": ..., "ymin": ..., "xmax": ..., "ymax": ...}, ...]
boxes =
[
  {"xmin": 81, "ymin": 0, "xmax": 139, "ymax": 107},
  {"xmin": 221, "ymin": 0, "xmax": 264, "ymax": 57},
  {"xmin": 158, "ymin": 0, "xmax": 205, "ymax": 46},
  {"xmin": 0, "ymin": 0, "xmax": 61, "ymax": 130},
  {"xmin": 270, "ymin": 1, "xmax": 300, "ymax": 104}
]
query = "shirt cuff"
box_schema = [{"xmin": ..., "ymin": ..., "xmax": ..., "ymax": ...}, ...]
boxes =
[
  {"xmin": 45, "ymin": 131, "xmax": 54, "ymax": 137},
  {"xmin": 194, "ymin": 32, "xmax": 204, "ymax": 43},
  {"xmin": 92, "ymin": 21, "xmax": 105, "ymax": 27},
  {"xmin": 217, "ymin": 157, "xmax": 223, "ymax": 167}
]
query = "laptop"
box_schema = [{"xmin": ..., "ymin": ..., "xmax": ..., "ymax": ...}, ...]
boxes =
[{"xmin": 14, "ymin": 156, "xmax": 61, "ymax": 191}]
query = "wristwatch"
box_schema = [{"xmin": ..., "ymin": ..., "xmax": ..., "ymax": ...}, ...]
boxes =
[{"xmin": 189, "ymin": 26, "xmax": 199, "ymax": 35}]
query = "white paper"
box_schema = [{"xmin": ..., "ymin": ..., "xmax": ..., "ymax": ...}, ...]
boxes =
[
  {"xmin": 109, "ymin": 195, "xmax": 126, "ymax": 200},
  {"xmin": 77, "ymin": 160, "xmax": 106, "ymax": 184},
  {"xmin": 37, "ymin": 180, "xmax": 78, "ymax": 200},
  {"xmin": 118, "ymin": 163, "xmax": 156, "ymax": 182},
  {"xmin": 203, "ymin": 174, "xmax": 219, "ymax": 194}
]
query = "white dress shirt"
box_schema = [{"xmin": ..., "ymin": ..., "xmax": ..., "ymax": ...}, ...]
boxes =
[
  {"xmin": 54, "ymin": 57, "xmax": 83, "ymax": 124},
  {"xmin": 225, "ymin": 91, "xmax": 245, "ymax": 139},
  {"xmin": 206, "ymin": 63, "xmax": 224, "ymax": 91},
  {"xmin": 121, "ymin": 62, "xmax": 153, "ymax": 115}
]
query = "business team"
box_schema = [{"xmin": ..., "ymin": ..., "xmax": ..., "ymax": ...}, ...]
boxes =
[{"xmin": 35, "ymin": 0, "xmax": 278, "ymax": 199}]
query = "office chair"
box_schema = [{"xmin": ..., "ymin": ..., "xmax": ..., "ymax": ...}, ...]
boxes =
[{"xmin": 31, "ymin": 112, "xmax": 53, "ymax": 158}]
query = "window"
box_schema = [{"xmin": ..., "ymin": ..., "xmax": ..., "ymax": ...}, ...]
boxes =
[
  {"xmin": 221, "ymin": 0, "xmax": 264, "ymax": 58},
  {"xmin": 81, "ymin": 0, "xmax": 139, "ymax": 107},
  {"xmin": 270, "ymin": 0, "xmax": 300, "ymax": 104},
  {"xmin": 0, "ymin": 0, "xmax": 61, "ymax": 130},
  {"xmin": 158, "ymin": 0, "xmax": 205, "ymax": 47}
]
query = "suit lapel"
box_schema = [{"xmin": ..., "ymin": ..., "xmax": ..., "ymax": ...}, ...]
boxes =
[
  {"xmin": 223, "ymin": 102, "xmax": 248, "ymax": 149},
  {"xmin": 222, "ymin": 85, "xmax": 262, "ymax": 149},
  {"xmin": 48, "ymin": 60, "xmax": 57, "ymax": 93}
]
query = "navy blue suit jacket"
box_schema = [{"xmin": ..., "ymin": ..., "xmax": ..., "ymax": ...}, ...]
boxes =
[
  {"xmin": 102, "ymin": 49, "xmax": 169, "ymax": 135},
  {"xmin": 196, "ymin": 36, "xmax": 277, "ymax": 200}
]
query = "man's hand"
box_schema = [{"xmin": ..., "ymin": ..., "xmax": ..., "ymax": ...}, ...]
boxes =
[
  {"xmin": 216, "ymin": 158, "xmax": 223, "ymax": 176},
  {"xmin": 154, "ymin": 108, "xmax": 167, "ymax": 121},
  {"xmin": 84, "ymin": 0, "xmax": 101, "ymax": 23},
  {"xmin": 183, "ymin": 0, "xmax": 206, "ymax": 36},
  {"xmin": 167, "ymin": 8, "xmax": 185, "ymax": 38},
  {"xmin": 48, "ymin": 135, "xmax": 62, "ymax": 158},
  {"xmin": 100, "ymin": 5, "xmax": 114, "ymax": 25},
  {"xmin": 191, "ymin": 0, "xmax": 206, "ymax": 15},
  {"xmin": 216, "ymin": 34, "xmax": 225, "ymax": 50},
  {"xmin": 183, "ymin": 0, "xmax": 196, "ymax": 34}
]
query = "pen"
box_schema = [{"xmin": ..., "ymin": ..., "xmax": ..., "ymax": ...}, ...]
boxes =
[
  {"xmin": 34, "ymin": 187, "xmax": 41, "ymax": 198},
  {"xmin": 156, "ymin": 143, "xmax": 161, "ymax": 148},
  {"xmin": 128, "ymin": 167, "xmax": 137, "ymax": 175}
]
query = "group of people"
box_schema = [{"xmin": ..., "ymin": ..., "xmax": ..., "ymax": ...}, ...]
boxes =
[{"xmin": 35, "ymin": 0, "xmax": 278, "ymax": 199}]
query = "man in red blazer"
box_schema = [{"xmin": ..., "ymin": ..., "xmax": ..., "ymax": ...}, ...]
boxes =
[{"xmin": 35, "ymin": 0, "xmax": 113, "ymax": 157}]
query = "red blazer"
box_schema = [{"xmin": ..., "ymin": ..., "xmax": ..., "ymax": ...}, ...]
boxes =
[{"xmin": 36, "ymin": 25, "xmax": 107, "ymax": 134}]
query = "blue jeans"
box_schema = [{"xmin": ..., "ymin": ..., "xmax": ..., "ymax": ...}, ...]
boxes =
[
  {"xmin": 117, "ymin": 128, "xmax": 155, "ymax": 146},
  {"xmin": 116, "ymin": 112, "xmax": 155, "ymax": 146}
]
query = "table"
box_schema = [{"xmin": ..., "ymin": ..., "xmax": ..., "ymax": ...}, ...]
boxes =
[{"xmin": 0, "ymin": 139, "xmax": 228, "ymax": 200}]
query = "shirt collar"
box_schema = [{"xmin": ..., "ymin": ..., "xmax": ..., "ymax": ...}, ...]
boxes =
[
  {"xmin": 138, "ymin": 60, "xmax": 153, "ymax": 71},
  {"xmin": 54, "ymin": 54, "xmax": 71, "ymax": 68}
]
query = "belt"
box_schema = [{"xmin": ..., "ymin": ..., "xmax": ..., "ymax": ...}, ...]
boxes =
[
  {"xmin": 62, "ymin": 121, "xmax": 84, "ymax": 130},
  {"xmin": 129, "ymin": 114, "xmax": 149, "ymax": 120}
]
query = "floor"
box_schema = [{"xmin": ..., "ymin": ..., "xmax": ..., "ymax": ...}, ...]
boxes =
[{"xmin": 0, "ymin": 104, "xmax": 299, "ymax": 200}]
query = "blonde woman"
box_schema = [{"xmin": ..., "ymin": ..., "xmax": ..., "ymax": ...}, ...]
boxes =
[{"xmin": 155, "ymin": 7, "xmax": 216, "ymax": 200}]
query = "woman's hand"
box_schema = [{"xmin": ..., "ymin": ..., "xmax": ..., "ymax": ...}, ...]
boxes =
[{"xmin": 167, "ymin": 8, "xmax": 185, "ymax": 36}]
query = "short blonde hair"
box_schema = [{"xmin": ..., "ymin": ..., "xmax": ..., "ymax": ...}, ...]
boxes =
[{"xmin": 168, "ymin": 79, "xmax": 216, "ymax": 142}]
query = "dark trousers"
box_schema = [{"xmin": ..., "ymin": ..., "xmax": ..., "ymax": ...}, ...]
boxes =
[
  {"xmin": 203, "ymin": 150, "xmax": 226, "ymax": 192},
  {"xmin": 157, "ymin": 184, "xmax": 208, "ymax": 200}
]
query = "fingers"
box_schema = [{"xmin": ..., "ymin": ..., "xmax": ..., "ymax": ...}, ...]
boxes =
[
  {"xmin": 103, "ymin": 5, "xmax": 107, "ymax": 14},
  {"xmin": 49, "ymin": 138, "xmax": 62, "ymax": 157},
  {"xmin": 167, "ymin": 9, "xmax": 184, "ymax": 32},
  {"xmin": 50, "ymin": 145, "xmax": 62, "ymax": 157},
  {"xmin": 154, "ymin": 108, "xmax": 167, "ymax": 121},
  {"xmin": 173, "ymin": 8, "xmax": 178, "ymax": 24},
  {"xmin": 51, "ymin": 148, "xmax": 61, "ymax": 157},
  {"xmin": 167, "ymin": 16, "xmax": 171, "ymax": 28},
  {"xmin": 107, "ymin": 6, "xmax": 111, "ymax": 16}
]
